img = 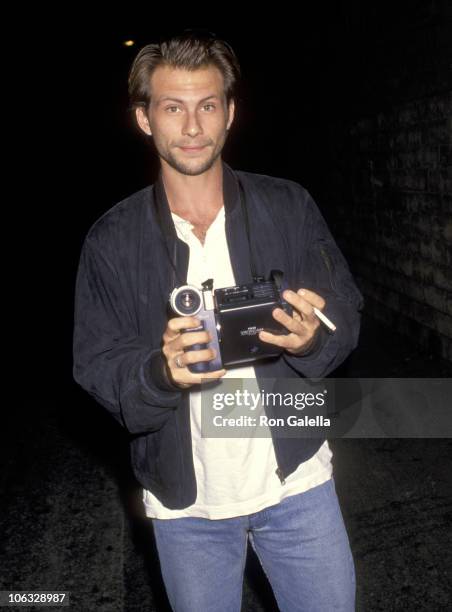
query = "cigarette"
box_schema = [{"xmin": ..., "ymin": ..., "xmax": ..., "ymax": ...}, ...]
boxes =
[{"xmin": 313, "ymin": 307, "xmax": 336, "ymax": 332}]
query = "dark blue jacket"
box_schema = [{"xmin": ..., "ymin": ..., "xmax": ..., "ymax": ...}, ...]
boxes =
[{"xmin": 73, "ymin": 160, "xmax": 364, "ymax": 509}]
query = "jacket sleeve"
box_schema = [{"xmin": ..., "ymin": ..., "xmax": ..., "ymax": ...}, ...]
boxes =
[
  {"xmin": 283, "ymin": 189, "xmax": 365, "ymax": 378},
  {"xmin": 72, "ymin": 237, "xmax": 182, "ymax": 435}
]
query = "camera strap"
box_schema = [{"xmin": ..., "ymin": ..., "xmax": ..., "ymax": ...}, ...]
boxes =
[{"xmin": 237, "ymin": 175, "xmax": 262, "ymax": 283}]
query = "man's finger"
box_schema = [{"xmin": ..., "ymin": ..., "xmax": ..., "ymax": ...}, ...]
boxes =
[
  {"xmin": 295, "ymin": 288, "xmax": 326, "ymax": 310},
  {"xmin": 182, "ymin": 347, "xmax": 217, "ymax": 365},
  {"xmin": 259, "ymin": 329, "xmax": 305, "ymax": 351},
  {"xmin": 177, "ymin": 369, "xmax": 227, "ymax": 385},
  {"xmin": 272, "ymin": 308, "xmax": 305, "ymax": 335},
  {"xmin": 167, "ymin": 316, "xmax": 202, "ymax": 336},
  {"xmin": 282, "ymin": 290, "xmax": 317, "ymax": 321},
  {"xmin": 167, "ymin": 331, "xmax": 211, "ymax": 356},
  {"xmin": 179, "ymin": 331, "xmax": 211, "ymax": 349},
  {"xmin": 195, "ymin": 369, "xmax": 227, "ymax": 383}
]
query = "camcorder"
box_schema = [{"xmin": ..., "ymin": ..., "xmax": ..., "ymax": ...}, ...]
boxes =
[{"xmin": 169, "ymin": 270, "xmax": 292, "ymax": 373}]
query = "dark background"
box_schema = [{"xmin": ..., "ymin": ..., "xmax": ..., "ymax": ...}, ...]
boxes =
[{"xmin": 2, "ymin": 2, "xmax": 452, "ymax": 610}]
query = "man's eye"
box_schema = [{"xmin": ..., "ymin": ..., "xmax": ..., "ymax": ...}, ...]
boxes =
[{"xmin": 164, "ymin": 104, "xmax": 215, "ymax": 113}]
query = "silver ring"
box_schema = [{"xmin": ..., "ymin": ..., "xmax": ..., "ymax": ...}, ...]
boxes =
[{"xmin": 175, "ymin": 355, "xmax": 184, "ymax": 369}]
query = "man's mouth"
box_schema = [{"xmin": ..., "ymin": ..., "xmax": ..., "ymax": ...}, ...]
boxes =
[{"xmin": 179, "ymin": 145, "xmax": 207, "ymax": 152}]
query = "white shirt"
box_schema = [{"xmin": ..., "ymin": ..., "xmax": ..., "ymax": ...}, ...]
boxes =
[{"xmin": 143, "ymin": 205, "xmax": 333, "ymax": 519}]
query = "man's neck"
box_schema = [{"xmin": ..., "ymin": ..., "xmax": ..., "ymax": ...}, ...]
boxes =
[{"xmin": 161, "ymin": 158, "xmax": 224, "ymax": 222}]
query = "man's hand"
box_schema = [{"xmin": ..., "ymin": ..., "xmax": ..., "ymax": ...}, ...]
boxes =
[
  {"xmin": 258, "ymin": 288, "xmax": 325, "ymax": 355},
  {"xmin": 162, "ymin": 316, "xmax": 227, "ymax": 389}
]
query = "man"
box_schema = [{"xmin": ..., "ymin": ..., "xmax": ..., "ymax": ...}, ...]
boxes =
[{"xmin": 73, "ymin": 29, "xmax": 363, "ymax": 611}]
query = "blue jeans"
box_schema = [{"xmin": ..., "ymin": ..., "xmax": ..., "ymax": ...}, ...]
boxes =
[{"xmin": 151, "ymin": 477, "xmax": 356, "ymax": 611}]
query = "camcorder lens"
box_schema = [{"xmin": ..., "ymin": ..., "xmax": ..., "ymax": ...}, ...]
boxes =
[{"xmin": 172, "ymin": 287, "xmax": 202, "ymax": 315}]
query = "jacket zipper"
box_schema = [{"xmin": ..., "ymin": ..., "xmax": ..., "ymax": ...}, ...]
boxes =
[
  {"xmin": 319, "ymin": 245, "xmax": 335, "ymax": 292},
  {"xmin": 275, "ymin": 466, "xmax": 286, "ymax": 485},
  {"xmin": 264, "ymin": 383, "xmax": 287, "ymax": 485},
  {"xmin": 269, "ymin": 415, "xmax": 286, "ymax": 484}
]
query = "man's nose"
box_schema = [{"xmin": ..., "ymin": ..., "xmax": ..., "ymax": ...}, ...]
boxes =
[{"xmin": 182, "ymin": 111, "xmax": 203, "ymax": 137}]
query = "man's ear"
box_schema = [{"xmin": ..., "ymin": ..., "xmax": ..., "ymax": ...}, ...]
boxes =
[
  {"xmin": 226, "ymin": 98, "xmax": 235, "ymax": 131},
  {"xmin": 135, "ymin": 106, "xmax": 152, "ymax": 136}
]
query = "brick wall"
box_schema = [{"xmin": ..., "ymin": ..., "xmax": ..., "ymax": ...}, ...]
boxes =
[{"xmin": 320, "ymin": 3, "xmax": 452, "ymax": 361}]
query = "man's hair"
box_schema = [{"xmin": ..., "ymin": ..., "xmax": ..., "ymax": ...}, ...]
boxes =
[{"xmin": 128, "ymin": 28, "xmax": 241, "ymax": 112}]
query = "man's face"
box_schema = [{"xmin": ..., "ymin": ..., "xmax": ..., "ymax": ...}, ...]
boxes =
[{"xmin": 136, "ymin": 64, "xmax": 235, "ymax": 176}]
